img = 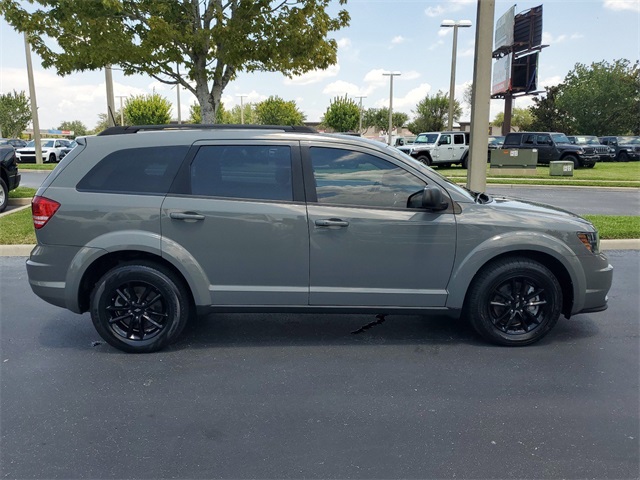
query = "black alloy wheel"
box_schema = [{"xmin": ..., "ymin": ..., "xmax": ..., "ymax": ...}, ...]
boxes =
[
  {"xmin": 90, "ymin": 263, "xmax": 191, "ymax": 353},
  {"xmin": 466, "ymin": 257, "xmax": 562, "ymax": 346}
]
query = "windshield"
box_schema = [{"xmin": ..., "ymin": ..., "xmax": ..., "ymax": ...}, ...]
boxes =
[
  {"xmin": 551, "ymin": 133, "xmax": 571, "ymax": 144},
  {"xmin": 573, "ymin": 136, "xmax": 600, "ymax": 145},
  {"xmin": 26, "ymin": 140, "xmax": 55, "ymax": 148},
  {"xmin": 620, "ymin": 136, "xmax": 640, "ymax": 144},
  {"xmin": 414, "ymin": 133, "xmax": 439, "ymax": 144}
]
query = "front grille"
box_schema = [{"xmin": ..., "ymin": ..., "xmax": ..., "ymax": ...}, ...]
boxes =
[
  {"xmin": 582, "ymin": 147, "xmax": 595, "ymax": 155},
  {"xmin": 594, "ymin": 146, "xmax": 608, "ymax": 154}
]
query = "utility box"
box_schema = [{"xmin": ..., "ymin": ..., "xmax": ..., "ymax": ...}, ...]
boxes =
[
  {"xmin": 549, "ymin": 161, "xmax": 574, "ymax": 177},
  {"xmin": 490, "ymin": 148, "xmax": 538, "ymax": 168}
]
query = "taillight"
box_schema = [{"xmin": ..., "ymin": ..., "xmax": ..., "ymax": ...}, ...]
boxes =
[{"xmin": 32, "ymin": 196, "xmax": 60, "ymax": 229}]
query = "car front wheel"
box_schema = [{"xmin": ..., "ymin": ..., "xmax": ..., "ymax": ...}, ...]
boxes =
[
  {"xmin": 90, "ymin": 263, "xmax": 191, "ymax": 353},
  {"xmin": 465, "ymin": 257, "xmax": 562, "ymax": 346}
]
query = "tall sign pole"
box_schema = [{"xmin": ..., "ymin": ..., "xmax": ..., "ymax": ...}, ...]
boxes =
[
  {"xmin": 24, "ymin": 33, "xmax": 42, "ymax": 165},
  {"xmin": 105, "ymin": 65, "xmax": 116, "ymax": 127},
  {"xmin": 467, "ymin": 0, "xmax": 495, "ymax": 193},
  {"xmin": 382, "ymin": 72, "xmax": 401, "ymax": 145}
]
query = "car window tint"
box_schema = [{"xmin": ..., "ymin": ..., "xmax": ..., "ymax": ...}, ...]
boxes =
[
  {"xmin": 537, "ymin": 135, "xmax": 551, "ymax": 145},
  {"xmin": 454, "ymin": 134, "xmax": 465, "ymax": 145},
  {"xmin": 77, "ymin": 146, "xmax": 187, "ymax": 194},
  {"xmin": 503, "ymin": 135, "xmax": 520, "ymax": 146},
  {"xmin": 190, "ymin": 145, "xmax": 292, "ymax": 201},
  {"xmin": 310, "ymin": 147, "xmax": 425, "ymax": 209},
  {"xmin": 523, "ymin": 134, "xmax": 536, "ymax": 145},
  {"xmin": 440, "ymin": 135, "xmax": 451, "ymax": 145}
]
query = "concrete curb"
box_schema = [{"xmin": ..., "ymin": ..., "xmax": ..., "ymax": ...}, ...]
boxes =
[
  {"xmin": 1, "ymin": 240, "xmax": 638, "ymax": 257},
  {"xmin": 8, "ymin": 198, "xmax": 32, "ymax": 206}
]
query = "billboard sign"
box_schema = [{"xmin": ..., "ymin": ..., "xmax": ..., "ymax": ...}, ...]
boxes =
[
  {"xmin": 514, "ymin": 5, "xmax": 543, "ymax": 53},
  {"xmin": 491, "ymin": 54, "xmax": 512, "ymax": 96},
  {"xmin": 494, "ymin": 5, "xmax": 516, "ymax": 50},
  {"xmin": 512, "ymin": 53, "xmax": 539, "ymax": 93}
]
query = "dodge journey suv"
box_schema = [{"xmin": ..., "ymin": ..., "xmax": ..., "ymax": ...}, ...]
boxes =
[{"xmin": 27, "ymin": 125, "xmax": 613, "ymax": 353}]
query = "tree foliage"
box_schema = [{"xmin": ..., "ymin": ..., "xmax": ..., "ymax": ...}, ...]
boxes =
[
  {"xmin": 93, "ymin": 110, "xmax": 129, "ymax": 133},
  {"xmin": 57, "ymin": 120, "xmax": 88, "ymax": 137},
  {"xmin": 555, "ymin": 59, "xmax": 639, "ymax": 135},
  {"xmin": 188, "ymin": 103, "xmax": 231, "ymax": 124},
  {"xmin": 362, "ymin": 108, "xmax": 409, "ymax": 132},
  {"xmin": 322, "ymin": 95, "xmax": 360, "ymax": 132},
  {"xmin": 0, "ymin": 0, "xmax": 350, "ymax": 124},
  {"xmin": 254, "ymin": 96, "xmax": 305, "ymax": 125},
  {"xmin": 124, "ymin": 93, "xmax": 172, "ymax": 125},
  {"xmin": 406, "ymin": 91, "xmax": 461, "ymax": 133},
  {"xmin": 528, "ymin": 85, "xmax": 572, "ymax": 133},
  {"xmin": 0, "ymin": 90, "xmax": 31, "ymax": 138},
  {"xmin": 491, "ymin": 107, "xmax": 534, "ymax": 131}
]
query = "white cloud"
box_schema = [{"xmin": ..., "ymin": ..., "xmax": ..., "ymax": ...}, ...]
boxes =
[
  {"xmin": 425, "ymin": 6, "xmax": 445, "ymax": 17},
  {"xmin": 401, "ymin": 71, "xmax": 421, "ymax": 81},
  {"xmin": 363, "ymin": 68, "xmax": 391, "ymax": 89},
  {"xmin": 337, "ymin": 38, "xmax": 351, "ymax": 49},
  {"xmin": 374, "ymin": 83, "xmax": 432, "ymax": 112},
  {"xmin": 603, "ymin": 0, "xmax": 640, "ymax": 12},
  {"xmin": 284, "ymin": 63, "xmax": 340, "ymax": 86},
  {"xmin": 391, "ymin": 35, "xmax": 406, "ymax": 45},
  {"xmin": 426, "ymin": 0, "xmax": 474, "ymax": 18},
  {"xmin": 323, "ymin": 80, "xmax": 362, "ymax": 97},
  {"xmin": 543, "ymin": 31, "xmax": 585, "ymax": 45},
  {"xmin": 539, "ymin": 75, "xmax": 563, "ymax": 88}
]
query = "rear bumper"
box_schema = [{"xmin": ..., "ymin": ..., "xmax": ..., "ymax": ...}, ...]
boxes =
[{"xmin": 8, "ymin": 171, "xmax": 20, "ymax": 190}]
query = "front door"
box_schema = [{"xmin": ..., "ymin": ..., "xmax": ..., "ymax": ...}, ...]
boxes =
[{"xmin": 303, "ymin": 144, "xmax": 457, "ymax": 307}]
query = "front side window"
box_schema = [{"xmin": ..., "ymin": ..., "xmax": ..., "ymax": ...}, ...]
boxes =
[
  {"xmin": 439, "ymin": 135, "xmax": 451, "ymax": 145},
  {"xmin": 523, "ymin": 134, "xmax": 536, "ymax": 145},
  {"xmin": 310, "ymin": 147, "xmax": 425, "ymax": 209},
  {"xmin": 190, "ymin": 145, "xmax": 293, "ymax": 201},
  {"xmin": 537, "ymin": 134, "xmax": 552, "ymax": 145}
]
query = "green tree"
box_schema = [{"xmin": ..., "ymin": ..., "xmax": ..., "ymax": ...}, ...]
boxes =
[
  {"xmin": 0, "ymin": 90, "xmax": 31, "ymax": 138},
  {"xmin": 322, "ymin": 95, "xmax": 360, "ymax": 132},
  {"xmin": 556, "ymin": 59, "xmax": 640, "ymax": 135},
  {"xmin": 529, "ymin": 85, "xmax": 572, "ymax": 133},
  {"xmin": 1, "ymin": 0, "xmax": 350, "ymax": 124},
  {"xmin": 92, "ymin": 110, "xmax": 129, "ymax": 133},
  {"xmin": 58, "ymin": 120, "xmax": 88, "ymax": 137},
  {"xmin": 227, "ymin": 103, "xmax": 255, "ymax": 124},
  {"xmin": 406, "ymin": 91, "xmax": 461, "ymax": 133},
  {"xmin": 491, "ymin": 107, "xmax": 534, "ymax": 131},
  {"xmin": 188, "ymin": 103, "xmax": 231, "ymax": 124},
  {"xmin": 254, "ymin": 96, "xmax": 305, "ymax": 125},
  {"xmin": 362, "ymin": 108, "xmax": 409, "ymax": 131},
  {"xmin": 124, "ymin": 93, "xmax": 172, "ymax": 125}
]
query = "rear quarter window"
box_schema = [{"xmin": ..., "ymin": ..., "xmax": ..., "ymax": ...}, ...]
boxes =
[
  {"xmin": 503, "ymin": 134, "xmax": 521, "ymax": 146},
  {"xmin": 77, "ymin": 146, "xmax": 188, "ymax": 194}
]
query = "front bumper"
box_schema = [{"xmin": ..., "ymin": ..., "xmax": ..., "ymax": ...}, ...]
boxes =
[{"xmin": 573, "ymin": 253, "xmax": 613, "ymax": 315}]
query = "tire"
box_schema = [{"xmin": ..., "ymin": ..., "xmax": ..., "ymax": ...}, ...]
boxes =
[
  {"xmin": 416, "ymin": 155, "xmax": 431, "ymax": 166},
  {"xmin": 564, "ymin": 154, "xmax": 579, "ymax": 169},
  {"xmin": 90, "ymin": 263, "xmax": 191, "ymax": 353},
  {"xmin": 618, "ymin": 151, "xmax": 629, "ymax": 162},
  {"xmin": 0, "ymin": 178, "xmax": 8, "ymax": 213},
  {"xmin": 48, "ymin": 153, "xmax": 56, "ymax": 163},
  {"xmin": 465, "ymin": 257, "xmax": 562, "ymax": 346},
  {"xmin": 461, "ymin": 154, "xmax": 469, "ymax": 169}
]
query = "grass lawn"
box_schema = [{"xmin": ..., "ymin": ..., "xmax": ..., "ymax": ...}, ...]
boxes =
[
  {"xmin": 17, "ymin": 163, "xmax": 56, "ymax": 170},
  {"xmin": 9, "ymin": 187, "xmax": 37, "ymax": 198},
  {"xmin": 0, "ymin": 207, "xmax": 36, "ymax": 244},
  {"xmin": 584, "ymin": 215, "xmax": 640, "ymax": 240},
  {"xmin": 435, "ymin": 161, "xmax": 640, "ymax": 187}
]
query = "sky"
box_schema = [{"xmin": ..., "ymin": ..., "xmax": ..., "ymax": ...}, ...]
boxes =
[{"xmin": 1, "ymin": 0, "xmax": 639, "ymax": 133}]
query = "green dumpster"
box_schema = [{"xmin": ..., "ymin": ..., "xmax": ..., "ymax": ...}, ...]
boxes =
[
  {"xmin": 490, "ymin": 148, "xmax": 538, "ymax": 168},
  {"xmin": 549, "ymin": 161, "xmax": 574, "ymax": 176}
]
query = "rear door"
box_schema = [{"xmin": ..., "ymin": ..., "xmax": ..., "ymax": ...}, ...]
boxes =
[
  {"xmin": 161, "ymin": 140, "xmax": 309, "ymax": 306},
  {"xmin": 452, "ymin": 133, "xmax": 467, "ymax": 161},
  {"xmin": 303, "ymin": 143, "xmax": 457, "ymax": 307}
]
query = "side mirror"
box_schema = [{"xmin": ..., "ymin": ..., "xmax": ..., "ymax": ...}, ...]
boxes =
[{"xmin": 408, "ymin": 186, "xmax": 448, "ymax": 211}]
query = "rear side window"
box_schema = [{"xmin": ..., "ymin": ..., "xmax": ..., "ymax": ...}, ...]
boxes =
[
  {"xmin": 77, "ymin": 146, "xmax": 187, "ymax": 194},
  {"xmin": 454, "ymin": 134, "xmax": 465, "ymax": 145},
  {"xmin": 503, "ymin": 135, "xmax": 520, "ymax": 146},
  {"xmin": 190, "ymin": 145, "xmax": 293, "ymax": 201}
]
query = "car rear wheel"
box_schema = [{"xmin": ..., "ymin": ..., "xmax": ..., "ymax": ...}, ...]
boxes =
[
  {"xmin": 90, "ymin": 263, "xmax": 191, "ymax": 353},
  {"xmin": 465, "ymin": 257, "xmax": 562, "ymax": 346},
  {"xmin": 618, "ymin": 151, "xmax": 629, "ymax": 162},
  {"xmin": 0, "ymin": 178, "xmax": 8, "ymax": 212}
]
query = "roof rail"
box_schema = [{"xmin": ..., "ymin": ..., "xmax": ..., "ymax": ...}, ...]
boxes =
[{"xmin": 97, "ymin": 124, "xmax": 318, "ymax": 136}]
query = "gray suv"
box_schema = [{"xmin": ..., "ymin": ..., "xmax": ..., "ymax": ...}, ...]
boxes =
[{"xmin": 27, "ymin": 125, "xmax": 613, "ymax": 353}]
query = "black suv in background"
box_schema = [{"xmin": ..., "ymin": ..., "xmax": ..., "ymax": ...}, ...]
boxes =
[
  {"xmin": 598, "ymin": 136, "xmax": 640, "ymax": 162},
  {"xmin": 502, "ymin": 132, "xmax": 598, "ymax": 168},
  {"xmin": 0, "ymin": 145, "xmax": 21, "ymax": 212},
  {"xmin": 567, "ymin": 135, "xmax": 615, "ymax": 162}
]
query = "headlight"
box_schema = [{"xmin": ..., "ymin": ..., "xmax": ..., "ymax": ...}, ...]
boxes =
[
  {"xmin": 577, "ymin": 232, "xmax": 599, "ymax": 254},
  {"xmin": 609, "ymin": 148, "xmax": 616, "ymax": 153},
  {"xmin": 576, "ymin": 148, "xmax": 585, "ymax": 154}
]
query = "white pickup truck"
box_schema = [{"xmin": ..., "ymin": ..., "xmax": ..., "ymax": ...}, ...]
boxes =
[{"xmin": 397, "ymin": 131, "xmax": 470, "ymax": 168}]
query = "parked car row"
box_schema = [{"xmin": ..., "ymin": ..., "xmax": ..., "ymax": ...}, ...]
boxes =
[{"xmin": 598, "ymin": 136, "xmax": 640, "ymax": 162}]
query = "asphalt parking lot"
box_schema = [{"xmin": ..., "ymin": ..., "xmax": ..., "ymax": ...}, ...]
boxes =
[{"xmin": 1, "ymin": 251, "xmax": 638, "ymax": 479}]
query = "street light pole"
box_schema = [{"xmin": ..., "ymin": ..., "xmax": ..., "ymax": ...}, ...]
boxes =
[
  {"xmin": 115, "ymin": 95, "xmax": 127, "ymax": 125},
  {"xmin": 24, "ymin": 33, "xmax": 42, "ymax": 164},
  {"xmin": 382, "ymin": 72, "xmax": 401, "ymax": 145},
  {"xmin": 441, "ymin": 19, "xmax": 472, "ymax": 131},
  {"xmin": 354, "ymin": 95, "xmax": 366, "ymax": 133},
  {"xmin": 237, "ymin": 95, "xmax": 248, "ymax": 124}
]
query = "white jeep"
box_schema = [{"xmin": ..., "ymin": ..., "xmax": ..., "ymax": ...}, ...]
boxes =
[{"xmin": 397, "ymin": 131, "xmax": 470, "ymax": 168}]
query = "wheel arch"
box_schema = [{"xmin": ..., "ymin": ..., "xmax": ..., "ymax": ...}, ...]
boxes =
[{"xmin": 446, "ymin": 236, "xmax": 585, "ymax": 317}]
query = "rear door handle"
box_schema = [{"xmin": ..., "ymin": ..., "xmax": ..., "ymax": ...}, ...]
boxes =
[
  {"xmin": 170, "ymin": 212, "xmax": 205, "ymax": 221},
  {"xmin": 315, "ymin": 218, "xmax": 349, "ymax": 227}
]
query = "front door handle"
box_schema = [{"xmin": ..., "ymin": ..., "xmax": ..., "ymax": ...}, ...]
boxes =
[
  {"xmin": 315, "ymin": 218, "xmax": 349, "ymax": 228},
  {"xmin": 170, "ymin": 212, "xmax": 205, "ymax": 221}
]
